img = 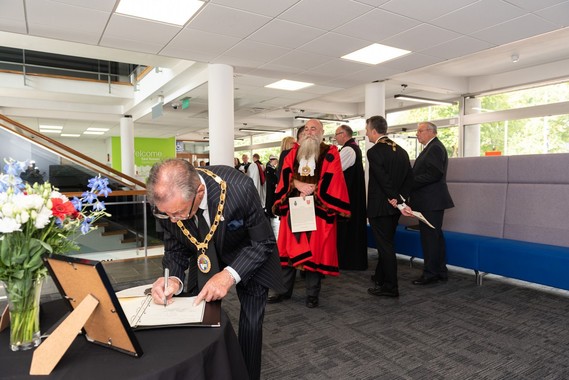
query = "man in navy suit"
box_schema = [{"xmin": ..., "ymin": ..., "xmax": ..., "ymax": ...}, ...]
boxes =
[
  {"xmin": 147, "ymin": 159, "xmax": 284, "ymax": 380},
  {"xmin": 366, "ymin": 116, "xmax": 413, "ymax": 297},
  {"xmin": 408, "ymin": 122, "xmax": 454, "ymax": 285}
]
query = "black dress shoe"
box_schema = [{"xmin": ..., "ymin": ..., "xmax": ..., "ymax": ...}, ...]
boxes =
[
  {"xmin": 412, "ymin": 276, "xmax": 439, "ymax": 285},
  {"xmin": 438, "ymin": 275, "xmax": 448, "ymax": 282},
  {"xmin": 267, "ymin": 294, "xmax": 291, "ymax": 304},
  {"xmin": 367, "ymin": 286, "xmax": 399, "ymax": 297},
  {"xmin": 305, "ymin": 296, "xmax": 319, "ymax": 308}
]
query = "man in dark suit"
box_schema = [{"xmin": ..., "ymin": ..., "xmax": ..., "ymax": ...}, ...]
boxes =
[
  {"xmin": 335, "ymin": 124, "xmax": 368, "ymax": 270},
  {"xmin": 408, "ymin": 122, "xmax": 454, "ymax": 285},
  {"xmin": 366, "ymin": 116, "xmax": 413, "ymax": 297},
  {"xmin": 146, "ymin": 159, "xmax": 284, "ymax": 380}
]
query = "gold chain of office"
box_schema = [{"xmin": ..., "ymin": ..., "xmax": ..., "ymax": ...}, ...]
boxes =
[
  {"xmin": 378, "ymin": 136, "xmax": 397, "ymax": 152},
  {"xmin": 176, "ymin": 168, "xmax": 226, "ymax": 256}
]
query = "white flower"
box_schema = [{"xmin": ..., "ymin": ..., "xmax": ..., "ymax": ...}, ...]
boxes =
[
  {"xmin": 0, "ymin": 217, "xmax": 21, "ymax": 233},
  {"xmin": 1, "ymin": 202, "xmax": 14, "ymax": 218},
  {"xmin": 19, "ymin": 193, "xmax": 45, "ymax": 212},
  {"xmin": 34, "ymin": 206, "xmax": 52, "ymax": 229}
]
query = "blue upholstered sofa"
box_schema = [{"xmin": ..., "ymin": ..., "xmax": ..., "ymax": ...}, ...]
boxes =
[{"xmin": 367, "ymin": 153, "xmax": 569, "ymax": 291}]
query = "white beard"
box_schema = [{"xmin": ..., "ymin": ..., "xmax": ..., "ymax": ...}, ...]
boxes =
[{"xmin": 297, "ymin": 135, "xmax": 321, "ymax": 160}]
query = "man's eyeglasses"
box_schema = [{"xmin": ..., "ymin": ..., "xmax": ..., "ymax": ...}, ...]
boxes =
[
  {"xmin": 152, "ymin": 196, "xmax": 196, "ymax": 221},
  {"xmin": 335, "ymin": 131, "xmax": 345, "ymax": 136}
]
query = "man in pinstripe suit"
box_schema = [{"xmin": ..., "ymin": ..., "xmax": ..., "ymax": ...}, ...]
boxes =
[{"xmin": 147, "ymin": 159, "xmax": 284, "ymax": 380}]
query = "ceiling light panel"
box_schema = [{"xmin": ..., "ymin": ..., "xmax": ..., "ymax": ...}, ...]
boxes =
[
  {"xmin": 341, "ymin": 43, "xmax": 410, "ymax": 65},
  {"xmin": 116, "ymin": 0, "xmax": 204, "ymax": 26},
  {"xmin": 265, "ymin": 79, "xmax": 314, "ymax": 91}
]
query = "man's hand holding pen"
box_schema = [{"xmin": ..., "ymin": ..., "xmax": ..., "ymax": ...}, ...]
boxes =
[{"xmin": 151, "ymin": 272, "xmax": 181, "ymax": 306}]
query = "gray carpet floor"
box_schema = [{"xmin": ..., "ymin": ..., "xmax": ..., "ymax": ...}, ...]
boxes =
[{"xmin": 26, "ymin": 250, "xmax": 569, "ymax": 379}]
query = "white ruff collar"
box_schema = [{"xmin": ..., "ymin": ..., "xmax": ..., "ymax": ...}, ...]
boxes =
[{"xmin": 298, "ymin": 155, "xmax": 316, "ymax": 176}]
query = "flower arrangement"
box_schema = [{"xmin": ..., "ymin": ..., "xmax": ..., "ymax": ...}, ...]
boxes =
[{"xmin": 0, "ymin": 158, "xmax": 111, "ymax": 350}]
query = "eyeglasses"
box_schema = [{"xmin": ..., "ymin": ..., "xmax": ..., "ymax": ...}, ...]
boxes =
[
  {"xmin": 152, "ymin": 195, "xmax": 197, "ymax": 221},
  {"xmin": 335, "ymin": 131, "xmax": 345, "ymax": 136}
]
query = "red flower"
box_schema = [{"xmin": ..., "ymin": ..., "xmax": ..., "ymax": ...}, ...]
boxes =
[{"xmin": 51, "ymin": 198, "xmax": 79, "ymax": 221}]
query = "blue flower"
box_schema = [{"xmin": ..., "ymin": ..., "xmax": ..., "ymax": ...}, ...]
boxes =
[
  {"xmin": 71, "ymin": 197, "xmax": 82, "ymax": 211},
  {"xmin": 81, "ymin": 191, "xmax": 98, "ymax": 204},
  {"xmin": 92, "ymin": 201, "xmax": 105, "ymax": 211}
]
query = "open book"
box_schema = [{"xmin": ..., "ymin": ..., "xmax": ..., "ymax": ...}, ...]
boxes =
[{"xmin": 116, "ymin": 284, "xmax": 220, "ymax": 329}]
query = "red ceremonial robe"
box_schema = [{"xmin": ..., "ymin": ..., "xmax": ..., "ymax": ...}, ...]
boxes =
[{"xmin": 273, "ymin": 142, "xmax": 350, "ymax": 276}]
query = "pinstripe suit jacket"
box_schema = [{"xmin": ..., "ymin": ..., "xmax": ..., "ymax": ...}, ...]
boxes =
[{"xmin": 159, "ymin": 165, "xmax": 285, "ymax": 292}]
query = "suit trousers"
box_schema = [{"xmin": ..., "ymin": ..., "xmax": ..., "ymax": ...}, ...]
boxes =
[
  {"xmin": 281, "ymin": 265, "xmax": 322, "ymax": 298},
  {"xmin": 236, "ymin": 280, "xmax": 268, "ymax": 380},
  {"xmin": 369, "ymin": 214, "xmax": 400, "ymax": 291},
  {"xmin": 418, "ymin": 209, "xmax": 448, "ymax": 279}
]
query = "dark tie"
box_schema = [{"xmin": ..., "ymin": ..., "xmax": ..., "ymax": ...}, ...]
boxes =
[{"xmin": 195, "ymin": 208, "xmax": 220, "ymax": 290}]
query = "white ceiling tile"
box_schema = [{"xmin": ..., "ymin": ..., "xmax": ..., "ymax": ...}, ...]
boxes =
[
  {"xmin": 248, "ymin": 20, "xmax": 326, "ymax": 49},
  {"xmin": 381, "ymin": 0, "xmax": 476, "ymax": 22},
  {"xmin": 420, "ymin": 36, "xmax": 494, "ymax": 60},
  {"xmin": 297, "ymin": 32, "xmax": 372, "ymax": 57},
  {"xmin": 304, "ymin": 58, "xmax": 370, "ymax": 79},
  {"xmin": 280, "ymin": 0, "xmax": 372, "ymax": 31},
  {"xmin": 103, "ymin": 15, "xmax": 181, "ymax": 45},
  {"xmin": 354, "ymin": 0, "xmax": 390, "ymax": 6},
  {"xmin": 383, "ymin": 52, "xmax": 445, "ymax": 72},
  {"xmin": 161, "ymin": 28, "xmax": 240, "ymax": 61},
  {"xmin": 433, "ymin": 0, "xmax": 526, "ymax": 34},
  {"xmin": 326, "ymin": 65, "xmax": 399, "ymax": 87},
  {"xmin": 504, "ymin": 0, "xmax": 567, "ymax": 12},
  {"xmin": 0, "ymin": 0, "xmax": 26, "ymax": 33},
  {"xmin": 381, "ymin": 24, "xmax": 460, "ymax": 52},
  {"xmin": 335, "ymin": 8, "xmax": 421, "ymax": 41},
  {"xmin": 187, "ymin": 3, "xmax": 271, "ymax": 38},
  {"xmin": 221, "ymin": 40, "xmax": 291, "ymax": 63},
  {"xmin": 51, "ymin": 0, "xmax": 116, "ymax": 12},
  {"xmin": 536, "ymin": 1, "xmax": 569, "ymax": 27},
  {"xmin": 210, "ymin": 0, "xmax": 299, "ymax": 17},
  {"xmin": 266, "ymin": 50, "xmax": 331, "ymax": 71},
  {"xmin": 472, "ymin": 14, "xmax": 558, "ymax": 45},
  {"xmin": 99, "ymin": 35, "xmax": 166, "ymax": 55},
  {"xmin": 26, "ymin": 0, "xmax": 110, "ymax": 44}
]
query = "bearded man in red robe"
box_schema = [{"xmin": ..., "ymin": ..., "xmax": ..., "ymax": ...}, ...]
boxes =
[{"xmin": 269, "ymin": 119, "xmax": 350, "ymax": 308}]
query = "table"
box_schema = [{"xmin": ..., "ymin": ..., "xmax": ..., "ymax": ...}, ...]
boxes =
[{"xmin": 0, "ymin": 299, "xmax": 249, "ymax": 380}]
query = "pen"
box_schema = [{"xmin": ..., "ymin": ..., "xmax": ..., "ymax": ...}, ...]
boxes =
[{"xmin": 163, "ymin": 268, "xmax": 169, "ymax": 307}]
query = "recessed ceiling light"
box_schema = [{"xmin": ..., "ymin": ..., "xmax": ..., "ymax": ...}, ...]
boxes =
[
  {"xmin": 60, "ymin": 134, "xmax": 81, "ymax": 137},
  {"xmin": 83, "ymin": 131, "xmax": 105, "ymax": 135},
  {"xmin": 116, "ymin": 0, "xmax": 204, "ymax": 26},
  {"xmin": 86, "ymin": 127, "xmax": 110, "ymax": 132},
  {"xmin": 265, "ymin": 80, "xmax": 314, "ymax": 91},
  {"xmin": 341, "ymin": 43, "xmax": 410, "ymax": 65},
  {"xmin": 39, "ymin": 125, "xmax": 63, "ymax": 130}
]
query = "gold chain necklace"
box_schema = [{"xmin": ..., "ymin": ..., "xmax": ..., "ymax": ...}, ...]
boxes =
[
  {"xmin": 378, "ymin": 136, "xmax": 397, "ymax": 152},
  {"xmin": 176, "ymin": 168, "xmax": 226, "ymax": 257}
]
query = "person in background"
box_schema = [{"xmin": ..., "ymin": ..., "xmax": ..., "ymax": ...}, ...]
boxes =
[
  {"xmin": 250, "ymin": 153, "xmax": 266, "ymax": 208},
  {"xmin": 269, "ymin": 119, "xmax": 350, "ymax": 308},
  {"xmin": 277, "ymin": 130, "xmax": 302, "ymax": 179},
  {"xmin": 365, "ymin": 116, "xmax": 413, "ymax": 298},
  {"xmin": 146, "ymin": 159, "xmax": 284, "ymax": 380},
  {"xmin": 334, "ymin": 124, "xmax": 368, "ymax": 271},
  {"xmin": 239, "ymin": 154, "xmax": 251, "ymax": 174},
  {"xmin": 234, "ymin": 157, "xmax": 241, "ymax": 170},
  {"xmin": 264, "ymin": 155, "xmax": 279, "ymax": 219},
  {"xmin": 407, "ymin": 122, "xmax": 454, "ymax": 285}
]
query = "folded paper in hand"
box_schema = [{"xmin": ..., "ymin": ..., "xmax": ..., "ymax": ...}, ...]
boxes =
[
  {"xmin": 397, "ymin": 204, "xmax": 435, "ymax": 229},
  {"xmin": 116, "ymin": 284, "xmax": 213, "ymax": 329}
]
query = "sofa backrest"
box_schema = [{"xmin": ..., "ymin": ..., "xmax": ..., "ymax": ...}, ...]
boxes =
[
  {"xmin": 505, "ymin": 153, "xmax": 569, "ymax": 247},
  {"xmin": 444, "ymin": 156, "xmax": 508, "ymax": 238}
]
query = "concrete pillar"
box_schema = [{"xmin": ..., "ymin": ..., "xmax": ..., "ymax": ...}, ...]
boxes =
[
  {"xmin": 120, "ymin": 115, "xmax": 135, "ymax": 177},
  {"xmin": 208, "ymin": 64, "xmax": 234, "ymax": 166}
]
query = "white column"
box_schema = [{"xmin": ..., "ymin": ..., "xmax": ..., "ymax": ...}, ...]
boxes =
[
  {"xmin": 464, "ymin": 97, "xmax": 481, "ymax": 157},
  {"xmin": 208, "ymin": 64, "xmax": 234, "ymax": 166},
  {"xmin": 363, "ymin": 82, "xmax": 386, "ymax": 197},
  {"xmin": 120, "ymin": 115, "xmax": 135, "ymax": 177}
]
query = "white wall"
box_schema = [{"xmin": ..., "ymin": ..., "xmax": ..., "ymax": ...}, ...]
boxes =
[{"xmin": 55, "ymin": 137, "xmax": 109, "ymax": 164}]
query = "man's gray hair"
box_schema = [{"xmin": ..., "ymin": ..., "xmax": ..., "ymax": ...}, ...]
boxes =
[{"xmin": 146, "ymin": 159, "xmax": 200, "ymax": 205}]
